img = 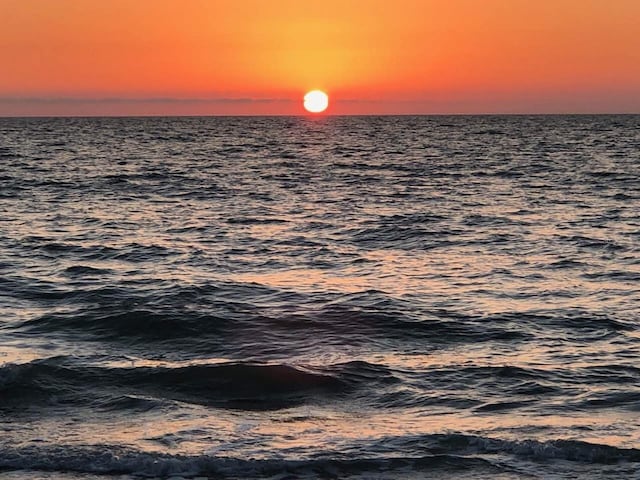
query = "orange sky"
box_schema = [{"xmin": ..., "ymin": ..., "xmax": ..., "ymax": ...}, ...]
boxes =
[{"xmin": 1, "ymin": 0, "xmax": 639, "ymax": 115}]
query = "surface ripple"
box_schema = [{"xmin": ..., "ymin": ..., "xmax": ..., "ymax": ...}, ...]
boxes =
[{"xmin": 1, "ymin": 115, "xmax": 639, "ymax": 479}]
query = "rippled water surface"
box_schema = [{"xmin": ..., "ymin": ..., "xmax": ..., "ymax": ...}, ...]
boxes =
[{"xmin": 1, "ymin": 115, "xmax": 639, "ymax": 479}]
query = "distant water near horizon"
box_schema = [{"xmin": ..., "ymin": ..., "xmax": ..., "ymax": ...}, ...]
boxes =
[{"xmin": 1, "ymin": 115, "xmax": 639, "ymax": 479}]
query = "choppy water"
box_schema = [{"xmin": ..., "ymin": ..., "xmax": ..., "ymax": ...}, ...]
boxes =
[{"xmin": 1, "ymin": 115, "xmax": 639, "ymax": 479}]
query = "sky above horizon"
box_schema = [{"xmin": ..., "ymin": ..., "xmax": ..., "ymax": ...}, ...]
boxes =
[{"xmin": 1, "ymin": 0, "xmax": 639, "ymax": 116}]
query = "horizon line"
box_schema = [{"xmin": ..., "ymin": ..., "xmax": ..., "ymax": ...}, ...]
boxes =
[{"xmin": 1, "ymin": 112, "xmax": 639, "ymax": 119}]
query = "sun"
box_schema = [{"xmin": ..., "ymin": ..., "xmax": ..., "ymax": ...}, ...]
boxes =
[{"xmin": 304, "ymin": 90, "xmax": 329, "ymax": 113}]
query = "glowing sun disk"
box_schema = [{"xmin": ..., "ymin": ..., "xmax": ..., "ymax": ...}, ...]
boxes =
[{"xmin": 304, "ymin": 90, "xmax": 329, "ymax": 113}]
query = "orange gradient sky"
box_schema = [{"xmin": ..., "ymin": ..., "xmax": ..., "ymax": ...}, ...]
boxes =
[{"xmin": 1, "ymin": 0, "xmax": 639, "ymax": 116}]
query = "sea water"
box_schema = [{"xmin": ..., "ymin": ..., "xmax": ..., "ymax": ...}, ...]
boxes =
[{"xmin": 1, "ymin": 115, "xmax": 639, "ymax": 479}]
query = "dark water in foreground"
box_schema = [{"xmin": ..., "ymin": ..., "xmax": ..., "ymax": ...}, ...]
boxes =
[{"xmin": 0, "ymin": 115, "xmax": 639, "ymax": 479}]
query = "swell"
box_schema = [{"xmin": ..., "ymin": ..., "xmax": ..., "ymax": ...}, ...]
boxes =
[
  {"xmin": 13, "ymin": 301, "xmax": 532, "ymax": 355},
  {"xmin": 12, "ymin": 287, "xmax": 633, "ymax": 355},
  {"xmin": 0, "ymin": 357, "xmax": 393, "ymax": 411},
  {"xmin": 483, "ymin": 310, "xmax": 635, "ymax": 336},
  {"xmin": 0, "ymin": 435, "xmax": 638, "ymax": 478},
  {"xmin": 4, "ymin": 356, "xmax": 640, "ymax": 414},
  {"xmin": 0, "ymin": 446, "xmax": 500, "ymax": 478},
  {"xmin": 18, "ymin": 309, "xmax": 229, "ymax": 340},
  {"xmin": 29, "ymin": 241, "xmax": 179, "ymax": 262}
]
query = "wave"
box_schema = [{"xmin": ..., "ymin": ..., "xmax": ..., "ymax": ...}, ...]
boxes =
[
  {"xmin": 7, "ymin": 355, "xmax": 638, "ymax": 415},
  {"xmin": 63, "ymin": 265, "xmax": 113, "ymax": 276},
  {"xmin": 0, "ymin": 435, "xmax": 638, "ymax": 478},
  {"xmin": 19, "ymin": 309, "xmax": 228, "ymax": 340},
  {"xmin": 348, "ymin": 224, "xmax": 457, "ymax": 250},
  {"xmin": 11, "ymin": 286, "xmax": 532, "ymax": 349},
  {"xmin": 0, "ymin": 446, "xmax": 499, "ymax": 479},
  {"xmin": 32, "ymin": 241, "xmax": 179, "ymax": 262},
  {"xmin": 0, "ymin": 358, "xmax": 396, "ymax": 412},
  {"xmin": 316, "ymin": 300, "xmax": 531, "ymax": 343},
  {"xmin": 483, "ymin": 310, "xmax": 635, "ymax": 335}
]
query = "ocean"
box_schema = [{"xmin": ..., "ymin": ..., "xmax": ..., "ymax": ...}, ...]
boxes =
[{"xmin": 0, "ymin": 115, "xmax": 639, "ymax": 479}]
